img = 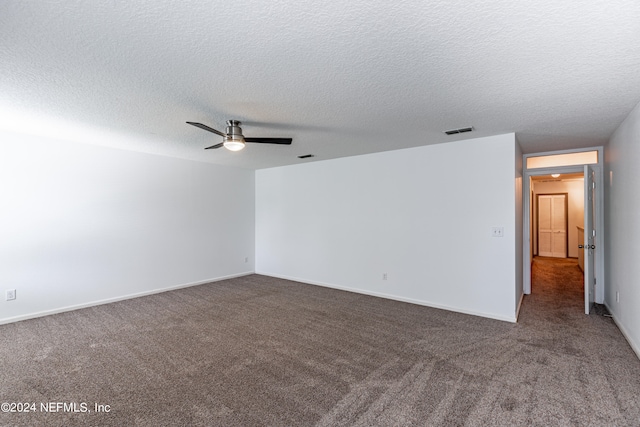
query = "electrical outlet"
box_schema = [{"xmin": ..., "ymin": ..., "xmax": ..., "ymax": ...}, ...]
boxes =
[
  {"xmin": 245, "ymin": 257, "xmax": 249, "ymax": 263},
  {"xmin": 382, "ymin": 273, "xmax": 388, "ymax": 280},
  {"xmin": 491, "ymin": 227, "xmax": 504, "ymax": 237},
  {"xmin": 6, "ymin": 289, "xmax": 16, "ymax": 301},
  {"xmin": 616, "ymin": 291, "xmax": 620, "ymax": 303}
]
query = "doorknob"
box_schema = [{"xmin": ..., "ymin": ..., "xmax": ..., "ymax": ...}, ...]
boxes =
[{"xmin": 579, "ymin": 245, "xmax": 595, "ymax": 249}]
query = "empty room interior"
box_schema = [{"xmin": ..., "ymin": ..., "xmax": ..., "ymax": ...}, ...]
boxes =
[{"xmin": 1, "ymin": 1, "xmax": 640, "ymax": 426}]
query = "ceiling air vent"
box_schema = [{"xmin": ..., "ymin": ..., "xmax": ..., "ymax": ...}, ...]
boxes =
[
  {"xmin": 444, "ymin": 126, "xmax": 474, "ymax": 135},
  {"xmin": 298, "ymin": 154, "xmax": 315, "ymax": 159}
]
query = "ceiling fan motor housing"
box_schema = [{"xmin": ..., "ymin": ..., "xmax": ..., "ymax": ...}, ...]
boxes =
[{"xmin": 226, "ymin": 120, "xmax": 244, "ymax": 140}]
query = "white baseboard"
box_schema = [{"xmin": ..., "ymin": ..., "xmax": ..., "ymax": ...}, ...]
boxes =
[
  {"xmin": 605, "ymin": 303, "xmax": 640, "ymax": 361},
  {"xmin": 0, "ymin": 272, "xmax": 254, "ymax": 325},
  {"xmin": 257, "ymin": 271, "xmax": 517, "ymax": 323}
]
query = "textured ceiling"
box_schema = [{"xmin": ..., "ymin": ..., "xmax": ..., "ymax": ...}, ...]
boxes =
[{"xmin": 1, "ymin": 0, "xmax": 639, "ymax": 169}]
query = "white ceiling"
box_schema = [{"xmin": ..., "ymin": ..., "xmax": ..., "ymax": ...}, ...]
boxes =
[{"xmin": 1, "ymin": 0, "xmax": 639, "ymax": 169}]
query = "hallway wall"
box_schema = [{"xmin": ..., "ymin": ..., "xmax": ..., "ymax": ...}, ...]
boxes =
[{"xmin": 605, "ymin": 100, "xmax": 640, "ymax": 359}]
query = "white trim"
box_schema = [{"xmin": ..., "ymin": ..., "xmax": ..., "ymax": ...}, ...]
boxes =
[
  {"xmin": 594, "ymin": 163, "xmax": 605, "ymax": 304},
  {"xmin": 515, "ymin": 292, "xmax": 525, "ymax": 320},
  {"xmin": 605, "ymin": 303, "xmax": 640, "ymax": 361},
  {"xmin": 0, "ymin": 272, "xmax": 254, "ymax": 325},
  {"xmin": 257, "ymin": 272, "xmax": 518, "ymax": 323}
]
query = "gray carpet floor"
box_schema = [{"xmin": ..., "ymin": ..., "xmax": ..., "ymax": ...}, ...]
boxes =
[{"xmin": 1, "ymin": 259, "xmax": 639, "ymax": 426}]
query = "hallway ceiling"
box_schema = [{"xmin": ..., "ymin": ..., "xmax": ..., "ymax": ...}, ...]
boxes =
[
  {"xmin": 532, "ymin": 173, "xmax": 585, "ymax": 182},
  {"xmin": 1, "ymin": 1, "xmax": 639, "ymax": 169}
]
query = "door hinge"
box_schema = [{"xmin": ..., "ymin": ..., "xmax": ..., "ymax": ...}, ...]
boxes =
[
  {"xmin": 592, "ymin": 229, "xmax": 596, "ymax": 237},
  {"xmin": 592, "ymin": 181, "xmax": 596, "ymax": 189}
]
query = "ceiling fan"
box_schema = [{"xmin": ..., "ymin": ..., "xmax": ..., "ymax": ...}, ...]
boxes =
[{"xmin": 186, "ymin": 120, "xmax": 292, "ymax": 152}]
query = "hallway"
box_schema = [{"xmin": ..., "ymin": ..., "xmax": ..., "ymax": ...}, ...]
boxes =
[{"xmin": 530, "ymin": 256, "xmax": 584, "ymax": 314}]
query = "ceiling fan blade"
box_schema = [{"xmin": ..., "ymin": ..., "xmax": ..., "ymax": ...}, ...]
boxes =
[
  {"xmin": 244, "ymin": 137, "xmax": 292, "ymax": 145},
  {"xmin": 186, "ymin": 121, "xmax": 226, "ymax": 137},
  {"xmin": 204, "ymin": 143, "xmax": 224, "ymax": 150}
]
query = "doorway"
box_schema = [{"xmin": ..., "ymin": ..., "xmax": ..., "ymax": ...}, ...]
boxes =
[
  {"xmin": 530, "ymin": 176, "xmax": 583, "ymax": 310},
  {"xmin": 522, "ymin": 147, "xmax": 604, "ymax": 315}
]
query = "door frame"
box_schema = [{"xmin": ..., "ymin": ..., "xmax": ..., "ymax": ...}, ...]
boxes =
[
  {"xmin": 522, "ymin": 147, "xmax": 604, "ymax": 304},
  {"xmin": 584, "ymin": 164, "xmax": 597, "ymax": 314},
  {"xmin": 535, "ymin": 192, "xmax": 569, "ymax": 258}
]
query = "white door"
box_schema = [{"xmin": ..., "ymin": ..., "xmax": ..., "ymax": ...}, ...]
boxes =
[
  {"xmin": 538, "ymin": 194, "xmax": 567, "ymax": 258},
  {"xmin": 583, "ymin": 165, "xmax": 596, "ymax": 314}
]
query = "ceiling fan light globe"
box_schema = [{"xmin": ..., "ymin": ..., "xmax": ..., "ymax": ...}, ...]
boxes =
[{"xmin": 223, "ymin": 137, "xmax": 246, "ymax": 151}]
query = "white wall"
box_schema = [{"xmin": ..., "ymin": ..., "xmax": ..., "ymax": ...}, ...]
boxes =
[
  {"xmin": 0, "ymin": 131, "xmax": 255, "ymax": 324},
  {"xmin": 605, "ymin": 100, "xmax": 640, "ymax": 359},
  {"xmin": 256, "ymin": 133, "xmax": 520, "ymax": 322},
  {"xmin": 532, "ymin": 179, "xmax": 584, "ymax": 258}
]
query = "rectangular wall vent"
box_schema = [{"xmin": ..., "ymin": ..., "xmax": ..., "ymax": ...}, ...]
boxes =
[{"xmin": 444, "ymin": 126, "xmax": 474, "ymax": 135}]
